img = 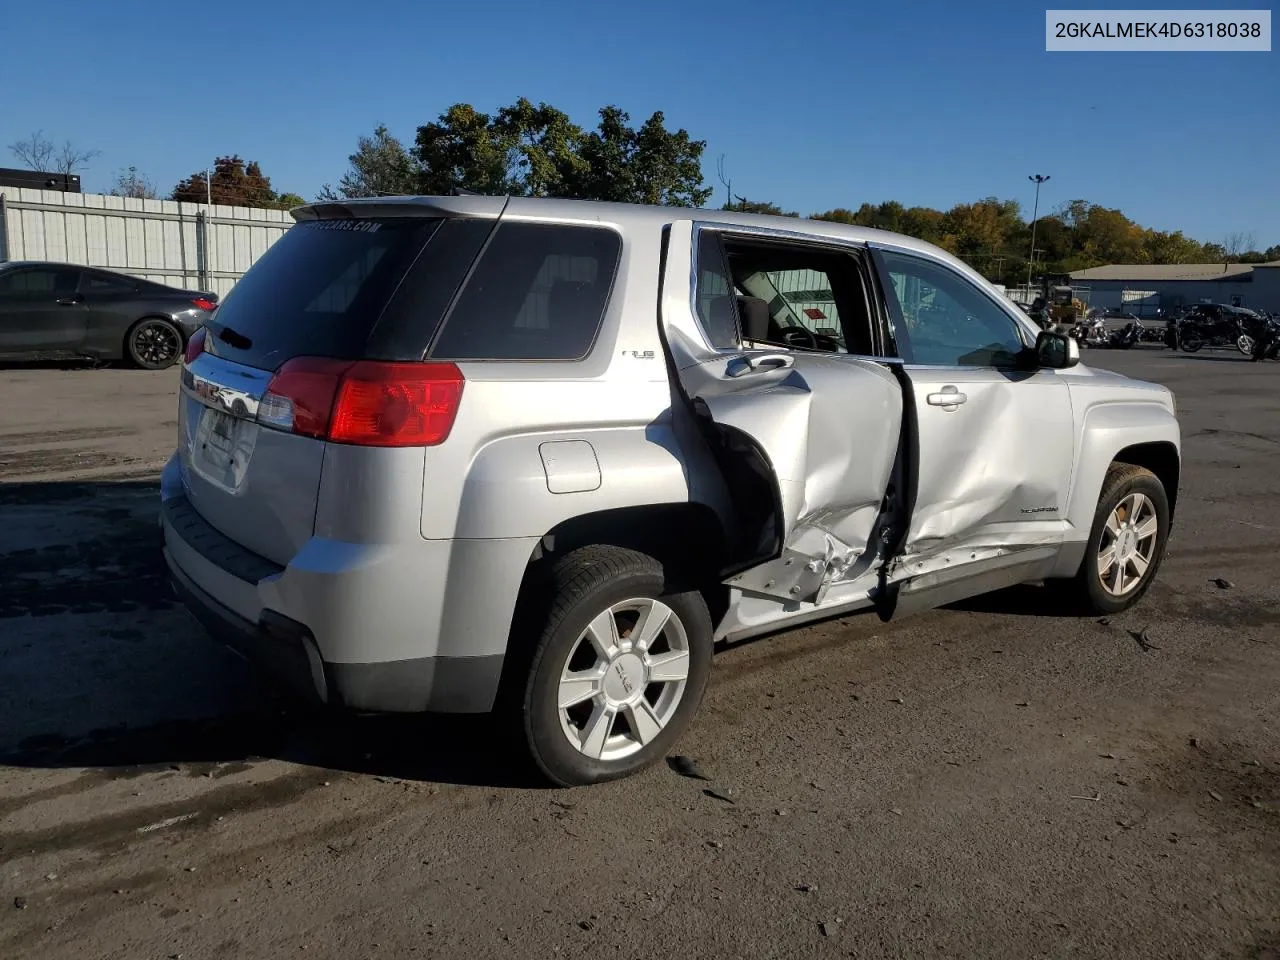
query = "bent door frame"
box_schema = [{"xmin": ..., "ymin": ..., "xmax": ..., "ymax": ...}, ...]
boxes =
[{"xmin": 658, "ymin": 218, "xmax": 908, "ymax": 606}]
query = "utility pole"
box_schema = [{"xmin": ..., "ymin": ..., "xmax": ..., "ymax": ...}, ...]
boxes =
[{"xmin": 1026, "ymin": 174, "xmax": 1050, "ymax": 291}]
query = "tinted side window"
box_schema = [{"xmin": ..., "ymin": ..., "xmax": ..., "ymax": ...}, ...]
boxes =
[
  {"xmin": 877, "ymin": 250, "xmax": 1026, "ymax": 367},
  {"xmin": 430, "ymin": 222, "xmax": 621, "ymax": 361},
  {"xmin": 0, "ymin": 269, "xmax": 76, "ymax": 294},
  {"xmin": 694, "ymin": 230, "xmax": 740, "ymax": 349},
  {"xmin": 81, "ymin": 272, "xmax": 137, "ymax": 294}
]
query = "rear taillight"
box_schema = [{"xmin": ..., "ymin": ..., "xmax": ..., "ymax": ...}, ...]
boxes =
[
  {"xmin": 258, "ymin": 359, "xmax": 465, "ymax": 448},
  {"xmin": 257, "ymin": 357, "xmax": 351, "ymax": 439},
  {"xmin": 192, "ymin": 297, "xmax": 217, "ymax": 312},
  {"xmin": 184, "ymin": 327, "xmax": 207, "ymax": 364}
]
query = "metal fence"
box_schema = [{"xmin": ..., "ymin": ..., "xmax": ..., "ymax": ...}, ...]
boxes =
[{"xmin": 0, "ymin": 188, "xmax": 297, "ymax": 297}]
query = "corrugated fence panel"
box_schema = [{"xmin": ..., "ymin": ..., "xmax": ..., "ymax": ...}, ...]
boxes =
[{"xmin": 0, "ymin": 188, "xmax": 297, "ymax": 295}]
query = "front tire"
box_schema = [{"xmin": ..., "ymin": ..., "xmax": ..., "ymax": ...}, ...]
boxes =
[
  {"xmin": 519, "ymin": 546, "xmax": 713, "ymax": 787},
  {"xmin": 125, "ymin": 317, "xmax": 183, "ymax": 370},
  {"xmin": 1061, "ymin": 464, "xmax": 1170, "ymax": 615}
]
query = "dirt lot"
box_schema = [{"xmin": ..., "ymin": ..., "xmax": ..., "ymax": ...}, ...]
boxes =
[{"xmin": 1, "ymin": 349, "xmax": 1277, "ymax": 960}]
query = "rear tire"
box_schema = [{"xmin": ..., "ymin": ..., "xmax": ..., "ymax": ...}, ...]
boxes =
[
  {"xmin": 125, "ymin": 317, "xmax": 183, "ymax": 370},
  {"xmin": 517, "ymin": 546, "xmax": 713, "ymax": 787},
  {"xmin": 1058, "ymin": 464, "xmax": 1170, "ymax": 615}
]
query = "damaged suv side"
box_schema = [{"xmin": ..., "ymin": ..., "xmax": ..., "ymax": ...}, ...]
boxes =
[{"xmin": 161, "ymin": 196, "xmax": 1180, "ymax": 786}]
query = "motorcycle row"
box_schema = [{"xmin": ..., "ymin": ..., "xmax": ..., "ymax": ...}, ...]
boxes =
[{"xmin": 1065, "ymin": 306, "xmax": 1280, "ymax": 361}]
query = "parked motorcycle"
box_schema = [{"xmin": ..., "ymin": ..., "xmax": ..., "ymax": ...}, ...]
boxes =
[
  {"xmin": 1139, "ymin": 322, "xmax": 1166, "ymax": 343},
  {"xmin": 1071, "ymin": 317, "xmax": 1141, "ymax": 349},
  {"xmin": 1175, "ymin": 306, "xmax": 1254, "ymax": 355},
  {"xmin": 1249, "ymin": 316, "xmax": 1280, "ymax": 361}
]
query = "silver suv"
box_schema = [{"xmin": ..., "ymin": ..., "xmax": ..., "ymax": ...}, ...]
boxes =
[{"xmin": 161, "ymin": 196, "xmax": 1181, "ymax": 785}]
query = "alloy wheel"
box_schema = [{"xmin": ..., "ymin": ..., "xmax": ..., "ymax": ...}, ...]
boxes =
[
  {"xmin": 133, "ymin": 321, "xmax": 181, "ymax": 367},
  {"xmin": 556, "ymin": 597, "xmax": 691, "ymax": 762},
  {"xmin": 1097, "ymin": 492, "xmax": 1160, "ymax": 597}
]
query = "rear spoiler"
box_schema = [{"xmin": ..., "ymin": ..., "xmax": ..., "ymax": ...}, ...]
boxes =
[{"xmin": 291, "ymin": 195, "xmax": 509, "ymax": 222}]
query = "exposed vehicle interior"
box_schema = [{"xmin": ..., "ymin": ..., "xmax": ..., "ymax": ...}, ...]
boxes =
[{"xmin": 719, "ymin": 238, "xmax": 879, "ymax": 356}]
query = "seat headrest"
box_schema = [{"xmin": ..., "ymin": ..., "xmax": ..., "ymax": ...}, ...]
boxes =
[{"xmin": 736, "ymin": 296, "xmax": 771, "ymax": 342}]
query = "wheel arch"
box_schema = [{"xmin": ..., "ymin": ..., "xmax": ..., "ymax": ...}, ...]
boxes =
[
  {"xmin": 1066, "ymin": 401, "xmax": 1181, "ymax": 533},
  {"xmin": 495, "ymin": 502, "xmax": 732, "ymax": 721},
  {"xmin": 1111, "ymin": 440, "xmax": 1180, "ymax": 521},
  {"xmin": 1054, "ymin": 401, "xmax": 1180, "ymax": 579},
  {"xmin": 527, "ymin": 501, "xmax": 733, "ymax": 625}
]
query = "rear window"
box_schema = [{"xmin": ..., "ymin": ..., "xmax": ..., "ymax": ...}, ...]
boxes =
[
  {"xmin": 204, "ymin": 217, "xmax": 446, "ymax": 369},
  {"xmin": 428, "ymin": 222, "xmax": 621, "ymax": 361}
]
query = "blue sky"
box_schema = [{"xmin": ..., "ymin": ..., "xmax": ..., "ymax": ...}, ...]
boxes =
[{"xmin": 2, "ymin": 0, "xmax": 1275, "ymax": 246}]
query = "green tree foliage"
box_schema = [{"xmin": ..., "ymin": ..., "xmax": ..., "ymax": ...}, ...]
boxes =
[
  {"xmin": 172, "ymin": 156, "xmax": 297, "ymax": 210},
  {"xmin": 319, "ymin": 124, "xmax": 417, "ymax": 199},
  {"xmin": 329, "ymin": 103, "xmax": 1274, "ymax": 279},
  {"xmin": 331, "ymin": 101, "xmax": 712, "ymax": 206},
  {"xmin": 564, "ymin": 106, "xmax": 711, "ymax": 206},
  {"xmin": 725, "ymin": 198, "xmax": 799, "ymax": 217},
  {"xmin": 812, "ymin": 195, "xmax": 1273, "ymax": 283},
  {"xmin": 415, "ymin": 104, "xmax": 520, "ymax": 196}
]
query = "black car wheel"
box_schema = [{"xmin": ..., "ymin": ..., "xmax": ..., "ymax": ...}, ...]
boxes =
[{"xmin": 126, "ymin": 318, "xmax": 183, "ymax": 370}]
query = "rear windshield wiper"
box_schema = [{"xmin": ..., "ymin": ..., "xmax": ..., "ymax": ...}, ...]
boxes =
[{"xmin": 214, "ymin": 323, "xmax": 253, "ymax": 350}]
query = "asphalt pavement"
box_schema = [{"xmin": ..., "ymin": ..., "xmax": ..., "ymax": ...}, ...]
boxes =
[{"xmin": 0, "ymin": 347, "xmax": 1277, "ymax": 960}]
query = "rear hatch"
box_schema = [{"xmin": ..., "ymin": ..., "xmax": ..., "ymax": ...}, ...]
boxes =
[{"xmin": 176, "ymin": 210, "xmax": 497, "ymax": 566}]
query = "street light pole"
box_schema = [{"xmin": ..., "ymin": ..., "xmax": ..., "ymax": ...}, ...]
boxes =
[{"xmin": 1027, "ymin": 173, "xmax": 1050, "ymax": 292}]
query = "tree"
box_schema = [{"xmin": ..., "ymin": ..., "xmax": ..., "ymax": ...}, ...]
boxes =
[
  {"xmin": 628, "ymin": 111, "xmax": 712, "ymax": 207},
  {"xmin": 109, "ymin": 165, "xmax": 158, "ymax": 200},
  {"xmin": 1222, "ymin": 231, "xmax": 1256, "ymax": 261},
  {"xmin": 410, "ymin": 101, "xmax": 712, "ymax": 206},
  {"xmin": 319, "ymin": 124, "xmax": 417, "ymax": 199},
  {"xmin": 8, "ymin": 130, "xmax": 100, "ymax": 176},
  {"xmin": 494, "ymin": 99, "xmax": 588, "ymax": 198},
  {"xmin": 415, "ymin": 104, "xmax": 520, "ymax": 196},
  {"xmin": 812, "ymin": 207, "xmax": 858, "ymax": 225},
  {"xmin": 723, "ymin": 198, "xmax": 798, "ymax": 217},
  {"xmin": 554, "ymin": 106, "xmax": 712, "ymax": 206},
  {"xmin": 171, "ymin": 155, "xmax": 295, "ymax": 209},
  {"xmin": 1144, "ymin": 229, "xmax": 1212, "ymax": 265}
]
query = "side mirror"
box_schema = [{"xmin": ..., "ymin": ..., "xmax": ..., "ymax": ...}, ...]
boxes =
[{"xmin": 1035, "ymin": 329, "xmax": 1079, "ymax": 369}]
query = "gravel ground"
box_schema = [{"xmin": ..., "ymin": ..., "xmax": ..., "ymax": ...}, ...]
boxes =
[{"xmin": 0, "ymin": 348, "xmax": 1277, "ymax": 960}]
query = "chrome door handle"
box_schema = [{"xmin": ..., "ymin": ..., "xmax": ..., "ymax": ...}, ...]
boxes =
[
  {"xmin": 727, "ymin": 353, "xmax": 795, "ymax": 377},
  {"xmin": 926, "ymin": 385, "xmax": 967, "ymax": 409}
]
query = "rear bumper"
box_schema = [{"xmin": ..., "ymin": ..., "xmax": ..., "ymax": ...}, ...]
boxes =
[
  {"xmin": 160, "ymin": 456, "xmax": 525, "ymax": 714},
  {"xmin": 165, "ymin": 550, "xmax": 329, "ymax": 706}
]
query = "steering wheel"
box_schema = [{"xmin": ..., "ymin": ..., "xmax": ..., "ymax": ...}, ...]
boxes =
[{"xmin": 780, "ymin": 326, "xmax": 819, "ymax": 350}]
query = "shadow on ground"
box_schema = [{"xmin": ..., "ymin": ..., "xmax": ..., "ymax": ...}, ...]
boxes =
[
  {"xmin": 0, "ymin": 357, "xmax": 114, "ymax": 372},
  {"xmin": 945, "ymin": 582, "xmax": 1100, "ymax": 619},
  {"xmin": 1161, "ymin": 353, "xmax": 1258, "ymax": 364},
  {"xmin": 0, "ymin": 478, "xmax": 541, "ymax": 790}
]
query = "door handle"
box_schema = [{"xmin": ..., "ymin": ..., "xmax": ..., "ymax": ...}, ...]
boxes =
[
  {"xmin": 926, "ymin": 385, "xmax": 967, "ymax": 409},
  {"xmin": 56, "ymin": 296, "xmax": 83, "ymax": 305},
  {"xmin": 727, "ymin": 353, "xmax": 795, "ymax": 378}
]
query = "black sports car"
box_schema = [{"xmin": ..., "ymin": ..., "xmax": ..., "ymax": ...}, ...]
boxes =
[{"xmin": 0, "ymin": 261, "xmax": 217, "ymax": 369}]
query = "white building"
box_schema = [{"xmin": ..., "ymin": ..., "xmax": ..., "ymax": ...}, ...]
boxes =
[{"xmin": 1068, "ymin": 261, "xmax": 1280, "ymax": 316}]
